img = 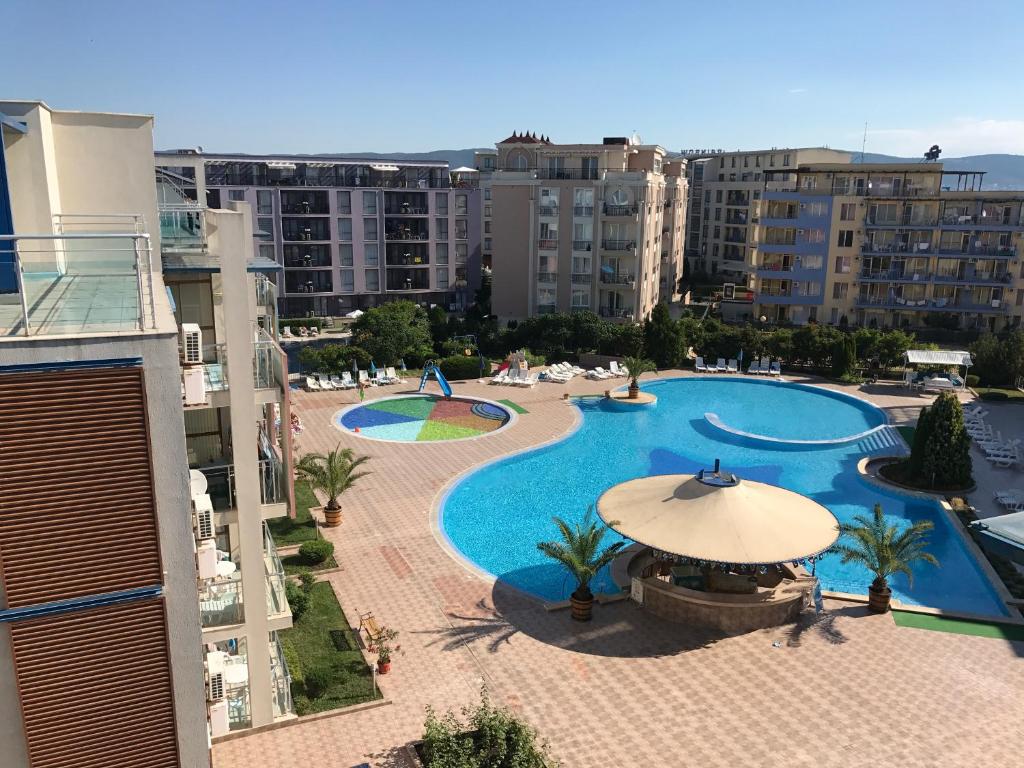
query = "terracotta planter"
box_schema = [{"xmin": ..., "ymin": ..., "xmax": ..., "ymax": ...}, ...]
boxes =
[
  {"xmin": 322, "ymin": 505, "xmax": 342, "ymax": 527},
  {"xmin": 628, "ymin": 383, "xmax": 639, "ymax": 399},
  {"xmin": 377, "ymin": 659, "xmax": 391, "ymax": 675},
  {"xmin": 569, "ymin": 589, "xmax": 594, "ymax": 622},
  {"xmin": 868, "ymin": 578, "xmax": 891, "ymax": 613}
]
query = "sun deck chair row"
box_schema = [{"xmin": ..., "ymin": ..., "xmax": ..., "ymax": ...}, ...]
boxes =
[
  {"xmin": 305, "ymin": 368, "xmax": 404, "ymax": 391},
  {"xmin": 490, "ymin": 367, "xmax": 537, "ymax": 387},
  {"xmin": 586, "ymin": 361, "xmax": 629, "ymax": 380},
  {"xmin": 281, "ymin": 325, "xmax": 320, "ymax": 338},
  {"xmin": 964, "ymin": 407, "xmax": 1020, "ymax": 467},
  {"xmin": 541, "ymin": 362, "xmax": 586, "ymax": 383},
  {"xmin": 994, "ymin": 488, "xmax": 1024, "ymax": 511}
]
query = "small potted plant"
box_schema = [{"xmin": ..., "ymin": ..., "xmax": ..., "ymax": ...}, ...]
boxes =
[
  {"xmin": 375, "ymin": 627, "xmax": 401, "ymax": 674},
  {"xmin": 621, "ymin": 355, "xmax": 657, "ymax": 399},
  {"xmin": 294, "ymin": 443, "xmax": 370, "ymax": 527}
]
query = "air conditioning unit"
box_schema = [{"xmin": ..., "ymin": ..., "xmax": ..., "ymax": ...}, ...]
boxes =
[
  {"xmin": 193, "ymin": 493, "xmax": 214, "ymax": 541},
  {"xmin": 197, "ymin": 539, "xmax": 219, "ymax": 580},
  {"xmin": 182, "ymin": 367, "xmax": 206, "ymax": 406},
  {"xmin": 207, "ymin": 672, "xmax": 225, "ymax": 703},
  {"xmin": 208, "ymin": 701, "xmax": 230, "ymax": 737},
  {"xmin": 181, "ymin": 324, "xmax": 203, "ymax": 365}
]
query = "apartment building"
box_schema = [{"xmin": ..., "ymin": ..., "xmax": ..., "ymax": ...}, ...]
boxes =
[
  {"xmin": 682, "ymin": 148, "xmax": 850, "ymax": 279},
  {"xmin": 154, "ymin": 151, "xmax": 483, "ymax": 319},
  {"xmin": 749, "ymin": 162, "xmax": 1024, "ymax": 331},
  {"xmin": 474, "ymin": 149, "xmax": 497, "ymax": 269},
  {"xmin": 0, "ymin": 102, "xmax": 209, "ymax": 768},
  {"xmin": 157, "ymin": 175, "xmax": 296, "ymax": 731},
  {"xmin": 489, "ymin": 132, "xmax": 687, "ymax": 323}
]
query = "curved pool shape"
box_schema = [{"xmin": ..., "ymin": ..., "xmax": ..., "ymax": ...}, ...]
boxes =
[
  {"xmin": 440, "ymin": 377, "xmax": 1007, "ymax": 616},
  {"xmin": 336, "ymin": 395, "xmax": 510, "ymax": 442}
]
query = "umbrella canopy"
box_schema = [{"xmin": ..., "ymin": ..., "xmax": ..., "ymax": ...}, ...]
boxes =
[
  {"xmin": 370, "ymin": 361, "xmax": 377, "ymax": 374},
  {"xmin": 344, "ymin": 309, "xmax": 364, "ymax": 319},
  {"xmin": 596, "ymin": 470, "xmax": 839, "ymax": 566},
  {"xmin": 351, "ymin": 358, "xmax": 359, "ymax": 374},
  {"xmin": 399, "ymin": 359, "xmax": 407, "ymax": 371},
  {"xmin": 450, "ymin": 166, "xmax": 479, "ymax": 173}
]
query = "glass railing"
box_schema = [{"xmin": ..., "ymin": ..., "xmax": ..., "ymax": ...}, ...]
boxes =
[
  {"xmin": 255, "ymin": 274, "xmax": 277, "ymax": 307},
  {"xmin": 200, "ymin": 574, "xmax": 244, "ymax": 628},
  {"xmin": 270, "ymin": 633, "xmax": 294, "ymax": 718},
  {"xmin": 159, "ymin": 205, "xmax": 206, "ymax": 249},
  {"xmin": 264, "ymin": 522, "xmax": 289, "ymax": 617}
]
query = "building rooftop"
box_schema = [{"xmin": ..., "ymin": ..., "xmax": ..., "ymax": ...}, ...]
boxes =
[{"xmin": 155, "ymin": 149, "xmax": 450, "ymax": 168}]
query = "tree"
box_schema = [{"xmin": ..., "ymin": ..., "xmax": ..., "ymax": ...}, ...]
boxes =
[
  {"xmin": 622, "ymin": 356, "xmax": 657, "ymax": 399},
  {"xmin": 294, "ymin": 444, "xmax": 371, "ymax": 527},
  {"xmin": 428, "ymin": 305, "xmax": 450, "ymax": 350},
  {"xmin": 835, "ymin": 502, "xmax": 938, "ymax": 613},
  {"xmin": 643, "ymin": 303, "xmax": 684, "ymax": 367},
  {"xmin": 298, "ymin": 345, "xmax": 323, "ymax": 373},
  {"xmin": 906, "ymin": 405, "xmax": 933, "ymax": 478},
  {"xmin": 831, "ymin": 334, "xmax": 857, "ymax": 378},
  {"xmin": 970, "ymin": 332, "xmax": 1023, "ymax": 386},
  {"xmin": 920, "ymin": 392, "xmax": 972, "ymax": 487},
  {"xmin": 536, "ymin": 509, "xmax": 624, "ymax": 621},
  {"xmin": 876, "ymin": 329, "xmax": 914, "ymax": 369},
  {"xmin": 352, "ymin": 300, "xmax": 434, "ymax": 366}
]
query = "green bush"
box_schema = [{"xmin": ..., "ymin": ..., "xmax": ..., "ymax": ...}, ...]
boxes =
[
  {"xmin": 298, "ymin": 538, "xmax": 335, "ymax": 565},
  {"xmin": 304, "ymin": 666, "xmax": 332, "ymax": 699},
  {"xmin": 965, "ymin": 374, "xmax": 980, "ymax": 388},
  {"xmin": 297, "ymin": 570, "xmax": 317, "ymax": 591},
  {"xmin": 438, "ymin": 354, "xmax": 484, "ymax": 380},
  {"xmin": 292, "ymin": 695, "xmax": 313, "ymax": 716},
  {"xmin": 920, "ymin": 393, "xmax": 972, "ymax": 487},
  {"xmin": 280, "ymin": 636, "xmax": 304, "ymax": 685},
  {"xmin": 285, "ymin": 580, "xmax": 310, "ymax": 620},
  {"xmin": 981, "ymin": 390, "xmax": 1009, "ymax": 401}
]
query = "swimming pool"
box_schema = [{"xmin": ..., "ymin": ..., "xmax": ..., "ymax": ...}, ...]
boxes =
[{"xmin": 440, "ymin": 377, "xmax": 1008, "ymax": 617}]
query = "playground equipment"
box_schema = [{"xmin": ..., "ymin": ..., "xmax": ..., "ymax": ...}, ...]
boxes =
[{"xmin": 418, "ymin": 361, "xmax": 453, "ymax": 399}]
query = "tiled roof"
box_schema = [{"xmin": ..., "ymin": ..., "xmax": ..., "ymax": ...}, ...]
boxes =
[{"xmin": 498, "ymin": 131, "xmax": 551, "ymax": 145}]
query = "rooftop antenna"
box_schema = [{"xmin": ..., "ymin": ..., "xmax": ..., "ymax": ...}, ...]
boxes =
[{"xmin": 858, "ymin": 122, "xmax": 867, "ymax": 163}]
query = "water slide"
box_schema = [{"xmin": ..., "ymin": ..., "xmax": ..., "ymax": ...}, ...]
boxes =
[{"xmin": 418, "ymin": 363, "xmax": 453, "ymax": 398}]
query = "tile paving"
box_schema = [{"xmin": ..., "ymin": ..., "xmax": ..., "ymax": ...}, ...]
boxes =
[{"xmin": 214, "ymin": 371, "xmax": 1024, "ymax": 768}]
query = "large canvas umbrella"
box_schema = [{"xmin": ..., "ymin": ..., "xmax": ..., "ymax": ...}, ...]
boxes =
[{"xmin": 597, "ymin": 468, "xmax": 839, "ymax": 567}]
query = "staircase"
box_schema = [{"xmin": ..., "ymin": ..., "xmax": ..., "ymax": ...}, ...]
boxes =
[{"xmin": 856, "ymin": 425, "xmax": 907, "ymax": 456}]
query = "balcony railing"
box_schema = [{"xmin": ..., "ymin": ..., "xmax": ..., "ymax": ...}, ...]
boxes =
[
  {"xmin": 858, "ymin": 270, "xmax": 932, "ymax": 282},
  {"xmin": 0, "ymin": 230, "xmax": 157, "ymax": 338},
  {"xmin": 865, "ymin": 216, "xmax": 939, "ymax": 227},
  {"xmin": 280, "ymin": 203, "xmax": 329, "ymax": 215},
  {"xmin": 200, "ymin": 574, "xmax": 244, "ymax": 628},
  {"xmin": 603, "ymin": 204, "xmax": 638, "ymax": 217},
  {"xmin": 385, "ymin": 231, "xmax": 429, "ymax": 241},
  {"xmin": 536, "ymin": 168, "xmax": 599, "ymax": 180},
  {"xmin": 538, "ymin": 205, "xmax": 559, "ymax": 216},
  {"xmin": 571, "ymin": 240, "xmax": 593, "ymax": 252},
  {"xmin": 254, "ymin": 328, "xmax": 287, "ymax": 394},
  {"xmin": 862, "ymin": 242, "xmax": 933, "ymax": 254},
  {"xmin": 159, "ymin": 205, "xmax": 207, "ymax": 249},
  {"xmin": 866, "ymin": 185, "xmax": 936, "ymax": 198},
  {"xmin": 255, "ymin": 274, "xmax": 277, "ymax": 308},
  {"xmin": 601, "ymin": 239, "xmax": 635, "ymax": 251},
  {"xmin": 573, "ymin": 205, "xmax": 594, "ymax": 217},
  {"xmin": 598, "ymin": 306, "xmax": 634, "ymax": 319},
  {"xmin": 536, "ymin": 272, "xmax": 558, "ymax": 283},
  {"xmin": 936, "ymin": 244, "xmax": 1016, "ymax": 257},
  {"xmin": 264, "ymin": 522, "xmax": 289, "ymax": 618},
  {"xmin": 270, "ymin": 633, "xmax": 294, "ymax": 719},
  {"xmin": 571, "ymin": 273, "xmax": 592, "ymax": 284},
  {"xmin": 538, "ymin": 238, "xmax": 559, "ymax": 250},
  {"xmin": 537, "ymin": 303, "xmax": 557, "ymax": 315},
  {"xmin": 600, "ymin": 272, "xmax": 635, "ymax": 285}
]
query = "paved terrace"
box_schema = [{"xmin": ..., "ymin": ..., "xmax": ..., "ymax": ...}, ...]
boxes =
[{"xmin": 214, "ymin": 371, "xmax": 1024, "ymax": 768}]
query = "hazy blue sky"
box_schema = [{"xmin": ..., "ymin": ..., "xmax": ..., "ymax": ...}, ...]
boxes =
[{"xmin": 6, "ymin": 0, "xmax": 1024, "ymax": 156}]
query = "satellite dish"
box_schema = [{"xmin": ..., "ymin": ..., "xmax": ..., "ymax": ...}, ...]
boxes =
[{"xmin": 630, "ymin": 131, "xmax": 643, "ymax": 146}]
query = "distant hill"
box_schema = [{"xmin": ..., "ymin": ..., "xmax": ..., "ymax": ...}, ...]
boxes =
[
  {"xmin": 315, "ymin": 149, "xmax": 488, "ymax": 169},
  {"xmin": 852, "ymin": 152, "xmax": 1024, "ymax": 190}
]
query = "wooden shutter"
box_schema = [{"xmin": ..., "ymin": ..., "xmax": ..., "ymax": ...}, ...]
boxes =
[
  {"xmin": 0, "ymin": 365, "xmax": 164, "ymax": 607},
  {"xmin": 8, "ymin": 597, "xmax": 181, "ymax": 768}
]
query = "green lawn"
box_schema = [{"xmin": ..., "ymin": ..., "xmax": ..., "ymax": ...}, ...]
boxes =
[
  {"xmin": 897, "ymin": 425, "xmax": 916, "ymax": 445},
  {"xmin": 975, "ymin": 386, "xmax": 1024, "ymax": 402},
  {"xmin": 266, "ymin": 480, "xmax": 319, "ymax": 546},
  {"xmin": 282, "ymin": 554, "xmax": 338, "ymax": 576},
  {"xmin": 892, "ymin": 610, "xmax": 1024, "ymax": 642},
  {"xmin": 281, "ymin": 581, "xmax": 379, "ymax": 715}
]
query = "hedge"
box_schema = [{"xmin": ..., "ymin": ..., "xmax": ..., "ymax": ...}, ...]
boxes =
[{"xmin": 438, "ymin": 355, "xmax": 485, "ymax": 380}]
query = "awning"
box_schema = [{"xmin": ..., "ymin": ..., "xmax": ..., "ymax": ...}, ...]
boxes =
[
  {"xmin": 904, "ymin": 350, "xmax": 972, "ymax": 367},
  {"xmin": 344, "ymin": 309, "xmax": 364, "ymax": 319},
  {"xmin": 971, "ymin": 512, "xmax": 1024, "ymax": 565},
  {"xmin": 597, "ymin": 471, "xmax": 840, "ymax": 566},
  {"xmin": 266, "ymin": 161, "xmax": 296, "ymax": 170},
  {"xmin": 450, "ymin": 166, "xmax": 478, "ymax": 173},
  {"xmin": 370, "ymin": 164, "xmax": 399, "ymax": 172}
]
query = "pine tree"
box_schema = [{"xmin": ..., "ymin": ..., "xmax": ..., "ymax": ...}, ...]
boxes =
[
  {"xmin": 920, "ymin": 393, "xmax": 972, "ymax": 487},
  {"xmin": 643, "ymin": 302, "xmax": 684, "ymax": 368}
]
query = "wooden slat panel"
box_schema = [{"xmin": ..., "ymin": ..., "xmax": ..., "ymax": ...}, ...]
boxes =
[
  {"xmin": 10, "ymin": 598, "xmax": 181, "ymax": 768},
  {"xmin": 0, "ymin": 366, "xmax": 164, "ymax": 607}
]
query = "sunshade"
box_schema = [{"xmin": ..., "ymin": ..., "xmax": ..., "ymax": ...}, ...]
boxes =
[
  {"xmin": 596, "ymin": 471, "xmax": 840, "ymax": 566},
  {"xmin": 450, "ymin": 166, "xmax": 478, "ymax": 173},
  {"xmin": 971, "ymin": 511, "xmax": 1024, "ymax": 565},
  {"xmin": 904, "ymin": 350, "xmax": 972, "ymax": 366}
]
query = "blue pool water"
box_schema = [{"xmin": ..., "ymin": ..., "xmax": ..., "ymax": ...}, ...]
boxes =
[{"xmin": 440, "ymin": 377, "xmax": 1008, "ymax": 617}]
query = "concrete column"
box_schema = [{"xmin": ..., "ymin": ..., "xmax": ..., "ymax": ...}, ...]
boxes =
[{"xmin": 216, "ymin": 202, "xmax": 274, "ymax": 727}]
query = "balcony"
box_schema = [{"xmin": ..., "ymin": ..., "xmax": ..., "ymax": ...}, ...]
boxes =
[
  {"xmin": 264, "ymin": 522, "xmax": 289, "ymax": 620},
  {"xmin": 866, "ymin": 185, "xmax": 937, "ymax": 198},
  {"xmin": 600, "ymin": 272, "xmax": 635, "ymax": 286},
  {"xmin": 0, "ymin": 227, "xmax": 158, "ymax": 338},
  {"xmin": 571, "ymin": 273, "xmax": 592, "ymax": 284},
  {"xmin": 200, "ymin": 572, "xmax": 243, "ymax": 628},
  {"xmin": 538, "ymin": 238, "xmax": 559, "ymax": 250},
  {"xmin": 536, "ymin": 272, "xmax": 558, "ymax": 283},
  {"xmin": 572, "ymin": 240, "xmax": 593, "ymax": 252},
  {"xmin": 159, "ymin": 205, "xmax": 207, "ymax": 250},
  {"xmin": 932, "ymin": 271, "xmax": 1012, "ymax": 285},
  {"xmin": 385, "ymin": 228, "xmax": 429, "ymax": 241},
  {"xmin": 269, "ymin": 633, "xmax": 294, "ymax": 720},
  {"xmin": 573, "ymin": 205, "xmax": 594, "ymax": 217},
  {"xmin": 601, "ymin": 239, "xmax": 636, "ymax": 252},
  {"xmin": 936, "ymin": 244, "xmax": 1016, "ymax": 258},
  {"xmin": 536, "ymin": 168, "xmax": 599, "ymax": 180},
  {"xmin": 537, "ymin": 304, "xmax": 557, "ymax": 315},
  {"xmin": 538, "ymin": 205, "xmax": 559, "ymax": 216},
  {"xmin": 865, "ymin": 215, "xmax": 938, "ymax": 228},
  {"xmin": 861, "ymin": 241, "xmax": 933, "ymax": 255},
  {"xmin": 603, "ymin": 204, "xmax": 638, "ymax": 217},
  {"xmin": 598, "ymin": 306, "xmax": 635, "ymax": 320},
  {"xmin": 858, "ymin": 269, "xmax": 931, "ymax": 283},
  {"xmin": 255, "ymin": 274, "xmax": 277, "ymax": 308}
]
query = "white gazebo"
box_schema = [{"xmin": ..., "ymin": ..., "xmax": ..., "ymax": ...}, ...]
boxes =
[{"xmin": 903, "ymin": 349, "xmax": 973, "ymax": 390}]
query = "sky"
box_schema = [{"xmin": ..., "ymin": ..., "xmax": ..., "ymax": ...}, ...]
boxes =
[{"xmin": 6, "ymin": 0, "xmax": 1024, "ymax": 157}]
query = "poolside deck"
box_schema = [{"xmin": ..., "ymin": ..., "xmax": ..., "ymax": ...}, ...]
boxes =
[{"xmin": 213, "ymin": 372, "xmax": 1024, "ymax": 768}]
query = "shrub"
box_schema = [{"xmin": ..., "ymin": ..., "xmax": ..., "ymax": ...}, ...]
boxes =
[
  {"xmin": 285, "ymin": 580, "xmax": 310, "ymax": 620},
  {"xmin": 920, "ymin": 392, "xmax": 972, "ymax": 487},
  {"xmin": 297, "ymin": 570, "xmax": 317, "ymax": 591},
  {"xmin": 298, "ymin": 538, "xmax": 334, "ymax": 566},
  {"xmin": 438, "ymin": 354, "xmax": 484, "ymax": 380},
  {"xmin": 280, "ymin": 636, "xmax": 304, "ymax": 685},
  {"xmin": 965, "ymin": 374, "xmax": 980, "ymax": 388},
  {"xmin": 304, "ymin": 666, "xmax": 332, "ymax": 699},
  {"xmin": 981, "ymin": 390, "xmax": 1008, "ymax": 401},
  {"xmin": 292, "ymin": 695, "xmax": 313, "ymax": 716}
]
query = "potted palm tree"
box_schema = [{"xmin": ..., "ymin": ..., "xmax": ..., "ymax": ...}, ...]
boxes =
[
  {"xmin": 621, "ymin": 356, "xmax": 657, "ymax": 399},
  {"xmin": 375, "ymin": 627, "xmax": 401, "ymax": 674},
  {"xmin": 295, "ymin": 444, "xmax": 370, "ymax": 527},
  {"xmin": 537, "ymin": 508, "xmax": 625, "ymax": 621},
  {"xmin": 835, "ymin": 503, "xmax": 938, "ymax": 613}
]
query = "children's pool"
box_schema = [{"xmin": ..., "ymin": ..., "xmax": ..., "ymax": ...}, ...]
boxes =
[
  {"xmin": 336, "ymin": 395, "xmax": 511, "ymax": 442},
  {"xmin": 440, "ymin": 377, "xmax": 1007, "ymax": 616}
]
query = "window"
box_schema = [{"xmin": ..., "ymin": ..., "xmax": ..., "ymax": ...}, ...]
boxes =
[
  {"xmin": 435, "ymin": 193, "xmax": 448, "ymax": 215},
  {"xmin": 571, "ymin": 288, "xmax": 590, "ymax": 308},
  {"xmin": 455, "ymin": 243, "xmax": 468, "ymax": 264},
  {"xmin": 743, "ymin": 157, "xmax": 749, "ymax": 168},
  {"xmin": 455, "ymin": 219, "xmax": 468, "ymax": 239},
  {"xmin": 830, "ymin": 307, "xmax": 839, "ymax": 324},
  {"xmin": 484, "ymin": 205, "xmax": 492, "ymax": 218},
  {"xmin": 436, "ymin": 243, "xmax": 449, "ymax": 264},
  {"xmin": 805, "ymin": 229, "xmax": 825, "ymax": 244},
  {"xmin": 730, "ymin": 157, "xmax": 736, "ymax": 168},
  {"xmin": 258, "ymin": 243, "xmax": 275, "ymax": 261},
  {"xmin": 837, "ymin": 229, "xmax": 854, "ymax": 247},
  {"xmin": 364, "ymin": 243, "xmax": 378, "ymax": 266},
  {"xmin": 834, "ymin": 255, "xmax": 851, "ymax": 273},
  {"xmin": 229, "ymin": 189, "xmax": 246, "ymax": 201},
  {"xmin": 484, "ymin": 221, "xmax": 491, "ymax": 233},
  {"xmin": 340, "ymin": 269, "xmax": 354, "ymax": 293},
  {"xmin": 715, "ymin": 190, "xmax": 723, "ymax": 203},
  {"xmin": 755, "ymin": 155, "xmax": 762, "ymax": 168},
  {"xmin": 783, "ymin": 153, "xmax": 792, "ymax": 166},
  {"xmin": 801, "ymin": 176, "xmax": 817, "ymax": 191},
  {"xmin": 435, "ymin": 218, "xmax": 449, "ymax": 240},
  {"xmin": 362, "ymin": 191, "xmax": 377, "ymax": 214},
  {"xmin": 840, "ymin": 203, "xmax": 856, "ymax": 221},
  {"xmin": 769, "ymin": 155, "xmax": 776, "ymax": 167},
  {"xmin": 484, "ymin": 188, "xmax": 491, "ymax": 201},
  {"xmin": 455, "ymin": 194, "xmax": 468, "ymax": 215},
  {"xmin": 714, "ymin": 207, "xmax": 721, "ymax": 221},
  {"xmin": 713, "ymin": 226, "xmax": 721, "ymax": 239},
  {"xmin": 339, "ymin": 244, "xmax": 353, "ymax": 266},
  {"xmin": 803, "ymin": 254, "xmax": 824, "ymax": 269},
  {"xmin": 257, "ymin": 190, "xmax": 273, "ymax": 215},
  {"xmin": 832, "ymin": 282, "xmax": 849, "ymax": 299},
  {"xmin": 257, "ymin": 217, "xmax": 274, "ymax": 240},
  {"xmin": 484, "ymin": 237, "xmax": 492, "ymax": 251},
  {"xmin": 337, "ymin": 218, "xmax": 352, "ymax": 241},
  {"xmin": 436, "ymin": 268, "xmax": 449, "ymax": 289},
  {"xmin": 365, "ymin": 269, "xmax": 379, "ymax": 291},
  {"xmin": 806, "ymin": 202, "xmax": 826, "ymax": 217},
  {"xmin": 336, "ymin": 191, "xmax": 351, "ymax": 214},
  {"xmin": 364, "ymin": 217, "xmax": 378, "ymax": 241}
]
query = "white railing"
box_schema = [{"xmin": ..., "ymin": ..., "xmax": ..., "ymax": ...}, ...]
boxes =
[
  {"xmin": 269, "ymin": 633, "xmax": 294, "ymax": 718},
  {"xmin": 264, "ymin": 522, "xmax": 289, "ymax": 617}
]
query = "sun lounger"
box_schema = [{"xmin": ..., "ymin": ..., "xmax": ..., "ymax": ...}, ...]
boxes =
[
  {"xmin": 990, "ymin": 451, "xmax": 1020, "ymax": 468},
  {"xmin": 758, "ymin": 358, "xmax": 771, "ymax": 374},
  {"xmin": 305, "ymin": 376, "xmax": 322, "ymax": 391},
  {"xmin": 769, "ymin": 361, "xmax": 782, "ymax": 376},
  {"xmin": 385, "ymin": 366, "xmax": 402, "ymax": 384},
  {"xmin": 316, "ymin": 374, "xmax": 335, "ymax": 390},
  {"xmin": 281, "ymin": 326, "xmax": 294, "ymax": 338},
  {"xmin": 746, "ymin": 360, "xmax": 759, "ymax": 374},
  {"xmin": 341, "ymin": 372, "xmax": 356, "ymax": 388},
  {"xmin": 358, "ymin": 370, "xmax": 374, "ymax": 386},
  {"xmin": 715, "ymin": 358, "xmax": 727, "ymax": 373},
  {"xmin": 329, "ymin": 375, "xmax": 346, "ymax": 389},
  {"xmin": 610, "ymin": 360, "xmax": 628, "ymax": 377},
  {"xmin": 516, "ymin": 373, "xmax": 537, "ymax": 387},
  {"xmin": 726, "ymin": 359, "xmax": 738, "ymax": 373},
  {"xmin": 695, "ymin": 357, "xmax": 709, "ymax": 373},
  {"xmin": 490, "ymin": 371, "xmax": 508, "ymax": 385}
]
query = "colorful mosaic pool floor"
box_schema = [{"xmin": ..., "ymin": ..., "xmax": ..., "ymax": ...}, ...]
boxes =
[{"xmin": 337, "ymin": 395, "xmax": 510, "ymax": 441}]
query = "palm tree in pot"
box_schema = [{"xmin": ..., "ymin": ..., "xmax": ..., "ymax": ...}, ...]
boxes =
[
  {"xmin": 835, "ymin": 503, "xmax": 938, "ymax": 613},
  {"xmin": 295, "ymin": 444, "xmax": 370, "ymax": 527},
  {"xmin": 621, "ymin": 356, "xmax": 657, "ymax": 399},
  {"xmin": 537, "ymin": 508, "xmax": 625, "ymax": 621}
]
